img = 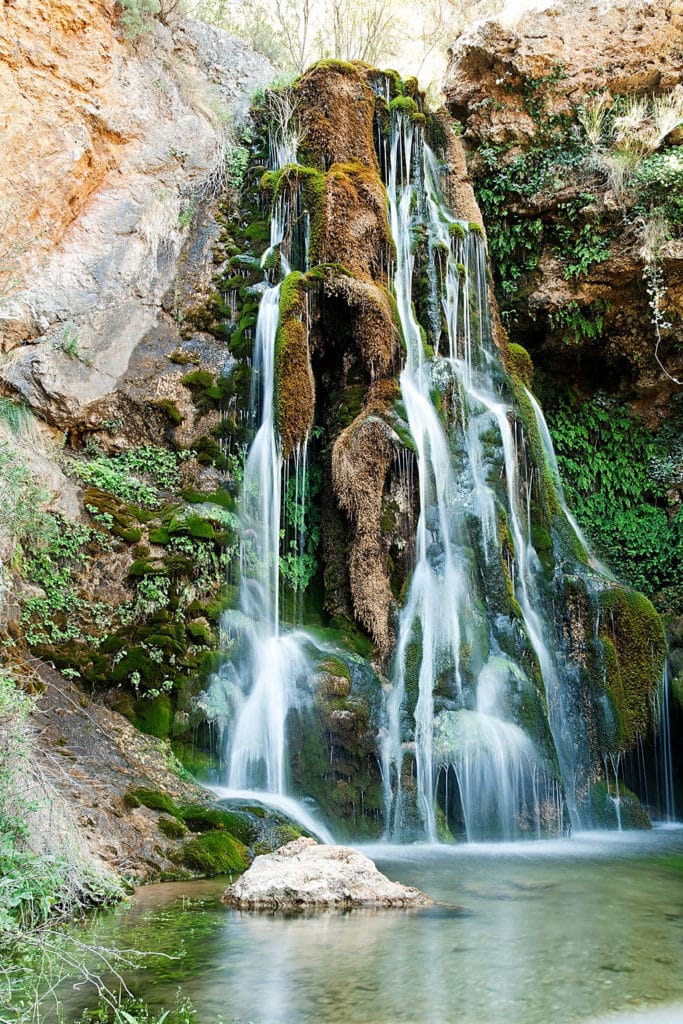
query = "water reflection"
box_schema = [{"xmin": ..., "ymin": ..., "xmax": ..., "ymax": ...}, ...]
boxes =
[{"xmin": 54, "ymin": 829, "xmax": 683, "ymax": 1024}]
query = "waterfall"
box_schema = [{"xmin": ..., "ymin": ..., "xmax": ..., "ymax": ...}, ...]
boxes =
[
  {"xmin": 214, "ymin": 146, "xmax": 319, "ymax": 824},
  {"xmin": 380, "ymin": 110, "xmax": 582, "ymax": 841},
  {"xmin": 209, "ymin": 71, "xmax": 670, "ymax": 845}
]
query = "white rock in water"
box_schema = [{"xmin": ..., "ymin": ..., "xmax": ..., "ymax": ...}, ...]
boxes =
[{"xmin": 223, "ymin": 837, "xmax": 432, "ymax": 910}]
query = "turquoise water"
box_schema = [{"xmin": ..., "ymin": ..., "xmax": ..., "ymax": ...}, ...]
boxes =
[{"xmin": 55, "ymin": 828, "xmax": 683, "ymax": 1024}]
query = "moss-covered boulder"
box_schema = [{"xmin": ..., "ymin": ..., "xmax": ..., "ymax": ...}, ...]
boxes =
[{"xmin": 599, "ymin": 588, "xmax": 667, "ymax": 750}]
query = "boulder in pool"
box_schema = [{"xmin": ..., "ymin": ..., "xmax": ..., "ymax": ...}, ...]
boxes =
[{"xmin": 223, "ymin": 837, "xmax": 432, "ymax": 909}]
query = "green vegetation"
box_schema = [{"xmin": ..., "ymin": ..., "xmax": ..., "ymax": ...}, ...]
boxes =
[
  {"xmin": 71, "ymin": 446, "xmax": 190, "ymax": 510},
  {"xmin": 389, "ymin": 95, "xmax": 425, "ymax": 125},
  {"xmin": 473, "ymin": 81, "xmax": 683, "ymax": 329},
  {"xmin": 543, "ymin": 390, "xmax": 683, "ymax": 609},
  {"xmin": 547, "ymin": 299, "xmax": 610, "ymax": 347},
  {"xmin": 170, "ymin": 830, "xmax": 249, "ymax": 875},
  {"xmin": 599, "ymin": 588, "xmax": 667, "ymax": 748}
]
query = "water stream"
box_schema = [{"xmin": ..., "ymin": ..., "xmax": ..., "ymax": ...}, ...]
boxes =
[
  {"xmin": 47, "ymin": 828, "xmax": 683, "ymax": 1024},
  {"xmin": 380, "ymin": 110, "xmax": 586, "ymax": 840},
  {"xmin": 208, "ymin": 93, "xmax": 675, "ymax": 845}
]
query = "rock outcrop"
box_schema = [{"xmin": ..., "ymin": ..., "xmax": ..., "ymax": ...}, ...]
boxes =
[
  {"xmin": 0, "ymin": 1, "xmax": 272, "ymax": 427},
  {"xmin": 223, "ymin": 837, "xmax": 432, "ymax": 908},
  {"xmin": 446, "ymin": 0, "xmax": 683, "ymax": 149},
  {"xmin": 444, "ymin": 0, "xmax": 683, "ymax": 400}
]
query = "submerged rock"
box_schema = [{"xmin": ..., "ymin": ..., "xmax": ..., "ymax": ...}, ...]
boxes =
[{"xmin": 223, "ymin": 837, "xmax": 432, "ymax": 909}]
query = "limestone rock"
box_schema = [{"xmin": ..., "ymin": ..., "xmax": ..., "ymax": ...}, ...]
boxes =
[
  {"xmin": 223, "ymin": 837, "xmax": 432, "ymax": 909},
  {"xmin": 445, "ymin": 0, "xmax": 683, "ymax": 149},
  {"xmin": 443, "ymin": 0, "xmax": 683, "ymax": 400},
  {"xmin": 0, "ymin": 2, "xmax": 272, "ymax": 426}
]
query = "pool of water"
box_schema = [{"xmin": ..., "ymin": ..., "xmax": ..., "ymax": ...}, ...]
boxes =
[{"xmin": 53, "ymin": 827, "xmax": 683, "ymax": 1024}]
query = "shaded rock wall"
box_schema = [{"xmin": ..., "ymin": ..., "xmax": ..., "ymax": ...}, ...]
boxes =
[{"xmin": 444, "ymin": 0, "xmax": 683, "ymax": 400}]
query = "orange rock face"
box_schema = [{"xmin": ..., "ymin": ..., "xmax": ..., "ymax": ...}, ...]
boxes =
[{"xmin": 0, "ymin": 0, "xmax": 125, "ymax": 274}]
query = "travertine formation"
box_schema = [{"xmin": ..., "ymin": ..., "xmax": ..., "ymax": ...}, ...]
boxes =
[
  {"xmin": 223, "ymin": 837, "xmax": 432, "ymax": 908},
  {"xmin": 444, "ymin": 0, "xmax": 683, "ymax": 404}
]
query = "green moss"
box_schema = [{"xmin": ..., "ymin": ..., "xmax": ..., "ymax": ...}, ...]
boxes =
[
  {"xmin": 426, "ymin": 111, "xmax": 449, "ymax": 155},
  {"xmin": 599, "ymin": 588, "xmax": 667, "ymax": 749},
  {"xmin": 170, "ymin": 349, "xmax": 199, "ymax": 365},
  {"xmin": 468, "ymin": 222, "xmax": 484, "ymax": 237},
  {"xmin": 306, "ymin": 58, "xmax": 360, "ymax": 77},
  {"xmin": 389, "ymin": 95, "xmax": 424, "ymax": 123},
  {"xmin": 151, "ymin": 399, "xmax": 184, "ymax": 425},
  {"xmin": 317, "ymin": 655, "xmax": 352, "ymax": 684},
  {"xmin": 148, "ymin": 527, "xmax": 170, "ymax": 544},
  {"xmin": 179, "ymin": 806, "xmax": 256, "ymax": 845},
  {"xmin": 132, "ymin": 694, "xmax": 173, "ymax": 739},
  {"xmin": 125, "ymin": 788, "xmax": 180, "ymax": 816},
  {"xmin": 507, "ymin": 343, "xmax": 534, "ymax": 388},
  {"xmin": 167, "ymin": 512, "xmax": 215, "ymax": 540},
  {"xmin": 182, "ymin": 369, "xmax": 214, "ymax": 389},
  {"xmin": 274, "ymin": 271, "xmax": 315, "ymax": 457},
  {"xmin": 158, "ymin": 815, "xmax": 188, "ymax": 839},
  {"xmin": 589, "ymin": 781, "xmax": 652, "ymax": 830},
  {"xmin": 172, "ymin": 831, "xmax": 249, "ymax": 876},
  {"xmin": 187, "ymin": 618, "xmax": 215, "ymax": 644},
  {"xmin": 449, "ymin": 222, "xmax": 465, "ymax": 240},
  {"xmin": 170, "ymin": 741, "xmax": 218, "ymax": 777},
  {"xmin": 530, "ymin": 523, "xmax": 553, "ymax": 554}
]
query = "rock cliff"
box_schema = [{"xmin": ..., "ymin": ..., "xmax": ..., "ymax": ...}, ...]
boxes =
[
  {"xmin": 0, "ymin": 0, "xmax": 271, "ymax": 427},
  {"xmin": 444, "ymin": 0, "xmax": 683, "ymax": 399},
  {"xmin": 0, "ymin": 2, "xmax": 273, "ymax": 873}
]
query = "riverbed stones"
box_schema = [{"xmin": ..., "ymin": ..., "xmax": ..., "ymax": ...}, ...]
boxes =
[{"xmin": 223, "ymin": 837, "xmax": 432, "ymax": 909}]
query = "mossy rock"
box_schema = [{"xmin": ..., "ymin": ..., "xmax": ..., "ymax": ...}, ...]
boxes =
[
  {"xmin": 170, "ymin": 740, "xmax": 218, "ymax": 778},
  {"xmin": 172, "ymin": 831, "xmax": 249, "ymax": 876},
  {"xmin": 124, "ymin": 788, "xmax": 179, "ymax": 816},
  {"xmin": 589, "ymin": 781, "xmax": 652, "ymax": 830},
  {"xmin": 151, "ymin": 399, "xmax": 184, "ymax": 426},
  {"xmin": 128, "ymin": 557, "xmax": 168, "ymax": 578},
  {"xmin": 507, "ymin": 343, "xmax": 534, "ymax": 388},
  {"xmin": 179, "ymin": 806, "xmax": 257, "ymax": 845},
  {"xmin": 389, "ymin": 95, "xmax": 423, "ymax": 123},
  {"xmin": 158, "ymin": 815, "xmax": 188, "ymax": 839},
  {"xmin": 187, "ymin": 617, "xmax": 215, "ymax": 645},
  {"xmin": 599, "ymin": 588, "xmax": 667, "ymax": 749},
  {"xmin": 275, "ymin": 271, "xmax": 315, "ymax": 457},
  {"xmin": 133, "ymin": 694, "xmax": 173, "ymax": 739}
]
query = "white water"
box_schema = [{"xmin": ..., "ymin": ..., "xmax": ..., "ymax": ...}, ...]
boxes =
[
  {"xmin": 219, "ymin": 157, "xmax": 322, "ymax": 829},
  {"xmin": 525, "ymin": 387, "xmax": 615, "ymax": 579},
  {"xmin": 380, "ymin": 112, "xmax": 570, "ymax": 841},
  {"xmin": 209, "ymin": 786, "xmax": 335, "ymax": 844},
  {"xmin": 215, "ymin": 94, "xmax": 672, "ymax": 847}
]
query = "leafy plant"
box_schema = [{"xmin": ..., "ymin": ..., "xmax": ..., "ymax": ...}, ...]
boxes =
[
  {"xmin": 547, "ymin": 299, "xmax": 610, "ymax": 346},
  {"xmin": 279, "ymin": 444, "xmax": 322, "ymax": 602},
  {"xmin": 543, "ymin": 390, "xmax": 683, "ymax": 608},
  {"xmin": 550, "ymin": 194, "xmax": 612, "ymax": 280},
  {"xmin": 71, "ymin": 447, "xmax": 190, "ymax": 509}
]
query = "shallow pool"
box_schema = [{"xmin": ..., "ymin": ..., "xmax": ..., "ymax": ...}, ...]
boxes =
[{"xmin": 53, "ymin": 827, "xmax": 683, "ymax": 1024}]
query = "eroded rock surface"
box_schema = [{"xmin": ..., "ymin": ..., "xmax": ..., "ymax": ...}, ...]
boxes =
[
  {"xmin": 444, "ymin": 0, "xmax": 683, "ymax": 399},
  {"xmin": 223, "ymin": 837, "xmax": 432, "ymax": 908},
  {"xmin": 0, "ymin": 1, "xmax": 272, "ymax": 426}
]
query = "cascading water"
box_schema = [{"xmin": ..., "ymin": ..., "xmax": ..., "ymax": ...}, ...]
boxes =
[
  {"xmin": 208, "ymin": 137, "xmax": 331, "ymax": 839},
  {"xmin": 207, "ymin": 66, "xmax": 671, "ymax": 846},
  {"xmin": 379, "ymin": 108, "xmax": 596, "ymax": 841}
]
